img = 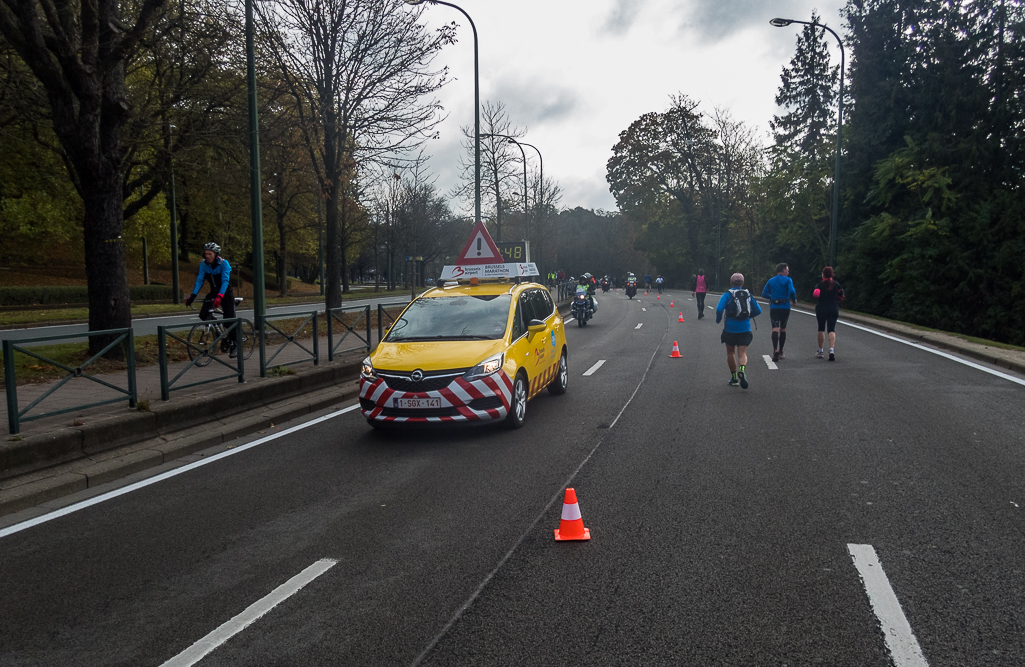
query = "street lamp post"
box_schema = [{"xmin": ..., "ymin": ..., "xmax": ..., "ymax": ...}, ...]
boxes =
[
  {"xmin": 518, "ymin": 141, "xmax": 543, "ymax": 272},
  {"xmin": 405, "ymin": 0, "xmax": 481, "ymax": 224},
  {"xmin": 771, "ymin": 17, "xmax": 845, "ymax": 268},
  {"xmin": 246, "ymin": 0, "xmax": 267, "ymax": 374}
]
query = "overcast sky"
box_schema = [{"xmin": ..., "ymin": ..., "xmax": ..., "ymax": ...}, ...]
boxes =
[{"xmin": 410, "ymin": 0, "xmax": 847, "ymax": 214}]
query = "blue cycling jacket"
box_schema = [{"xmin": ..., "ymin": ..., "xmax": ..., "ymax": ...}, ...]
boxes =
[
  {"xmin": 192, "ymin": 257, "xmax": 232, "ymax": 296},
  {"xmin": 716, "ymin": 289, "xmax": 762, "ymax": 333},
  {"xmin": 761, "ymin": 275, "xmax": 797, "ymax": 309}
]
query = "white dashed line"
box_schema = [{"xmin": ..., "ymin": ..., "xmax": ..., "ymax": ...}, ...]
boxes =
[
  {"xmin": 642, "ymin": 308, "xmax": 646, "ymax": 311},
  {"xmin": 763, "ymin": 355, "xmax": 778, "ymax": 370},
  {"xmin": 635, "ymin": 323, "xmax": 643, "ymax": 329},
  {"xmin": 161, "ymin": 559, "xmax": 338, "ymax": 667},
  {"xmin": 582, "ymin": 360, "xmax": 606, "ymax": 376},
  {"xmin": 847, "ymin": 544, "xmax": 929, "ymax": 667},
  {"xmin": 565, "ymin": 317, "xmax": 575, "ymax": 323}
]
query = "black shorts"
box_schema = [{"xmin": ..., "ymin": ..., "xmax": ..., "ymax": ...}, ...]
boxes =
[
  {"xmin": 816, "ymin": 308, "xmax": 839, "ymax": 333},
  {"xmin": 769, "ymin": 308, "xmax": 791, "ymax": 329},
  {"xmin": 721, "ymin": 330, "xmax": 753, "ymax": 347}
]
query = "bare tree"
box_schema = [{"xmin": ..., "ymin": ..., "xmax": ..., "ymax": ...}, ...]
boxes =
[
  {"xmin": 0, "ymin": 0, "xmax": 168, "ymax": 352},
  {"xmin": 258, "ymin": 0, "xmax": 452, "ymax": 308},
  {"xmin": 452, "ymin": 100, "xmax": 523, "ymax": 242}
]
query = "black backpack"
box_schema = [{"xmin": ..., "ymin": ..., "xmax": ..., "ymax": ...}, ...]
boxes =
[{"xmin": 725, "ymin": 288, "xmax": 752, "ymax": 320}]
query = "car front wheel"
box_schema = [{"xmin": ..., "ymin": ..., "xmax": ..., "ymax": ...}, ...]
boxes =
[
  {"xmin": 504, "ymin": 372, "xmax": 528, "ymax": 429},
  {"xmin": 548, "ymin": 351, "xmax": 568, "ymax": 395}
]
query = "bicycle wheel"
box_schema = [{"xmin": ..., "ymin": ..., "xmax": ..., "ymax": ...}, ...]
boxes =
[
  {"xmin": 187, "ymin": 323, "xmax": 215, "ymax": 367},
  {"xmin": 240, "ymin": 319, "xmax": 257, "ymax": 360}
]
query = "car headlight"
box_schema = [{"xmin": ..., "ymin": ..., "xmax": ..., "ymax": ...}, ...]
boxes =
[
  {"xmin": 464, "ymin": 353, "xmax": 504, "ymax": 381},
  {"xmin": 360, "ymin": 356, "xmax": 377, "ymax": 379}
]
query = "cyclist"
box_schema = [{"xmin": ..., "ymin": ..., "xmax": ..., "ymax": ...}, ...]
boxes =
[
  {"xmin": 761, "ymin": 262, "xmax": 797, "ymax": 362},
  {"xmin": 185, "ymin": 242, "xmax": 238, "ymax": 356}
]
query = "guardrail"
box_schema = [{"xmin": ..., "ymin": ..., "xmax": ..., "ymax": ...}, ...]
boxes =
[
  {"xmin": 259, "ymin": 311, "xmax": 319, "ymax": 377},
  {"xmin": 327, "ymin": 304, "xmax": 371, "ymax": 361},
  {"xmin": 158, "ymin": 319, "xmax": 244, "ymax": 400},
  {"xmin": 377, "ymin": 301, "xmax": 410, "ymax": 342},
  {"xmin": 4, "ymin": 328, "xmax": 137, "ymax": 434}
]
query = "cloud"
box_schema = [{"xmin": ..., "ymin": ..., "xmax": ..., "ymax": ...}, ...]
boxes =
[
  {"xmin": 490, "ymin": 78, "xmax": 581, "ymax": 126},
  {"xmin": 559, "ymin": 173, "xmax": 618, "ymax": 212},
  {"xmin": 676, "ymin": 0, "xmax": 842, "ymax": 43},
  {"xmin": 601, "ymin": 0, "xmax": 644, "ymax": 36}
]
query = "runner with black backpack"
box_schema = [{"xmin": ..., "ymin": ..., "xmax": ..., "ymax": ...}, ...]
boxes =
[{"xmin": 715, "ymin": 272, "xmax": 762, "ymax": 389}]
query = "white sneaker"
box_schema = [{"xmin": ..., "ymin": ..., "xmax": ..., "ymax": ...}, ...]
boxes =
[{"xmin": 816, "ymin": 349, "xmax": 824, "ymax": 359}]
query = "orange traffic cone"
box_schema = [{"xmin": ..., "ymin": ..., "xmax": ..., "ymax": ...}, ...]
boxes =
[
  {"xmin": 554, "ymin": 488, "xmax": 591, "ymax": 541},
  {"xmin": 670, "ymin": 341, "xmax": 682, "ymax": 357},
  {"xmin": 656, "ymin": 294, "xmax": 660, "ymax": 300},
  {"xmin": 644, "ymin": 291, "xmax": 648, "ymax": 296},
  {"xmin": 669, "ymin": 300, "xmax": 674, "ymax": 307},
  {"xmin": 678, "ymin": 312, "xmax": 684, "ymax": 322}
]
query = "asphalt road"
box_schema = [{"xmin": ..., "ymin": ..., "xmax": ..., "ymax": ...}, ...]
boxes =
[
  {"xmin": 0, "ymin": 292, "xmax": 413, "ymax": 346},
  {"xmin": 1, "ymin": 288, "xmax": 1024, "ymax": 666}
]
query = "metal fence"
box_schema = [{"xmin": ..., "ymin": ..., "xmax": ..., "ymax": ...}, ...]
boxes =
[
  {"xmin": 553, "ymin": 280, "xmax": 577, "ymax": 305},
  {"xmin": 158, "ymin": 319, "xmax": 244, "ymax": 400},
  {"xmin": 327, "ymin": 304, "xmax": 372, "ymax": 361},
  {"xmin": 4, "ymin": 328, "xmax": 137, "ymax": 434},
  {"xmin": 258, "ymin": 311, "xmax": 319, "ymax": 376}
]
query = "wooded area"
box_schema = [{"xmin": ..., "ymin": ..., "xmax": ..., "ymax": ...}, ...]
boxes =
[{"xmin": 607, "ymin": 0, "xmax": 1025, "ymax": 344}]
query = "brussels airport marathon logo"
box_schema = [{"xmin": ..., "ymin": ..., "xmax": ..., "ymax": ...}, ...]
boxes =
[
  {"xmin": 440, "ymin": 221, "xmax": 539, "ymax": 280},
  {"xmin": 533, "ymin": 345, "xmax": 547, "ymax": 366}
]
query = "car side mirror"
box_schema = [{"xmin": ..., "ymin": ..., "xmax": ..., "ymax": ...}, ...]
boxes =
[{"xmin": 527, "ymin": 318, "xmax": 546, "ymax": 334}]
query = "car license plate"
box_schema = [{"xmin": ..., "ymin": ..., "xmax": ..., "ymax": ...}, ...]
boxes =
[{"xmin": 394, "ymin": 397, "xmax": 441, "ymax": 409}]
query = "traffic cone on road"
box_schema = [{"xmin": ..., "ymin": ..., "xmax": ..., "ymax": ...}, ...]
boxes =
[
  {"xmin": 644, "ymin": 291, "xmax": 648, "ymax": 296},
  {"xmin": 678, "ymin": 312, "xmax": 684, "ymax": 322},
  {"xmin": 554, "ymin": 488, "xmax": 591, "ymax": 541},
  {"xmin": 657, "ymin": 294, "xmax": 660, "ymax": 300},
  {"xmin": 670, "ymin": 341, "xmax": 682, "ymax": 357},
  {"xmin": 670, "ymin": 300, "xmax": 674, "ymax": 307}
]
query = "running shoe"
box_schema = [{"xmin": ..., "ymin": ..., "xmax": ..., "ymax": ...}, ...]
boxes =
[
  {"xmin": 777, "ymin": 352, "xmax": 785, "ymax": 360},
  {"xmin": 738, "ymin": 370, "xmax": 749, "ymax": 389},
  {"xmin": 727, "ymin": 378, "xmax": 740, "ymax": 387},
  {"xmin": 772, "ymin": 350, "xmax": 779, "ymax": 362},
  {"xmin": 828, "ymin": 351, "xmax": 835, "ymax": 361},
  {"xmin": 816, "ymin": 349, "xmax": 824, "ymax": 359}
]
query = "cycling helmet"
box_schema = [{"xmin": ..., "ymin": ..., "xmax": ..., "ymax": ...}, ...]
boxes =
[{"xmin": 204, "ymin": 242, "xmax": 221, "ymax": 254}]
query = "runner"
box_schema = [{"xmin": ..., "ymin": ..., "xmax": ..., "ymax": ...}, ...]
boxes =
[
  {"xmin": 761, "ymin": 262, "xmax": 797, "ymax": 362},
  {"xmin": 812, "ymin": 266, "xmax": 845, "ymax": 361},
  {"xmin": 692, "ymin": 269, "xmax": 708, "ymax": 319},
  {"xmin": 715, "ymin": 272, "xmax": 762, "ymax": 389}
]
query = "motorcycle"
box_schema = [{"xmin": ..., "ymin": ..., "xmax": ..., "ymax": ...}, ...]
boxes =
[
  {"xmin": 600, "ymin": 279, "xmax": 610, "ymax": 293},
  {"xmin": 571, "ymin": 286, "xmax": 596, "ymax": 327},
  {"xmin": 625, "ymin": 282, "xmax": 638, "ymax": 299}
]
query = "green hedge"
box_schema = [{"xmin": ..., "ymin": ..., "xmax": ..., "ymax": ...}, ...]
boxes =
[{"xmin": 0, "ymin": 285, "xmax": 175, "ymax": 306}]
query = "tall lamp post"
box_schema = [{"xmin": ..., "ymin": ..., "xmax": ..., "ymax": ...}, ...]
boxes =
[
  {"xmin": 771, "ymin": 17, "xmax": 845, "ymax": 268},
  {"xmin": 483, "ymin": 133, "xmax": 529, "ymax": 245},
  {"xmin": 518, "ymin": 141, "xmax": 543, "ymax": 273},
  {"xmin": 246, "ymin": 0, "xmax": 267, "ymax": 373},
  {"xmin": 405, "ymin": 0, "xmax": 481, "ymax": 225}
]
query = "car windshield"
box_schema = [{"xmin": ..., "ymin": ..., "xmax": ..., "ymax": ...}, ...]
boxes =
[{"xmin": 386, "ymin": 294, "xmax": 512, "ymax": 341}]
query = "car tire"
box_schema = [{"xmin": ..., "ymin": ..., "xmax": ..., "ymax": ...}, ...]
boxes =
[
  {"xmin": 504, "ymin": 371, "xmax": 528, "ymax": 429},
  {"xmin": 548, "ymin": 351, "xmax": 568, "ymax": 395}
]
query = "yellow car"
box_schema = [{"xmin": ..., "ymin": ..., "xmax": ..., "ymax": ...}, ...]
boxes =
[{"xmin": 359, "ymin": 279, "xmax": 568, "ymax": 428}]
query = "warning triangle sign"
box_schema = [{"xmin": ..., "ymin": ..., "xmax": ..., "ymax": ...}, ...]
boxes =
[{"xmin": 454, "ymin": 221, "xmax": 504, "ymax": 265}]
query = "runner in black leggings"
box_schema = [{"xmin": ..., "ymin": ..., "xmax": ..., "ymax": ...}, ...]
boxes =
[{"xmin": 812, "ymin": 266, "xmax": 844, "ymax": 361}]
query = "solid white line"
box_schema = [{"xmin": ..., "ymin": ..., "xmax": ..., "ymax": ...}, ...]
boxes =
[
  {"xmin": 847, "ymin": 544, "xmax": 929, "ymax": 667},
  {"xmin": 565, "ymin": 317, "xmax": 575, "ymax": 323},
  {"xmin": 582, "ymin": 360, "xmax": 606, "ymax": 376},
  {"xmin": 160, "ymin": 559, "xmax": 337, "ymax": 667},
  {"xmin": 0, "ymin": 405, "xmax": 362, "ymax": 540},
  {"xmin": 792, "ymin": 309, "xmax": 1025, "ymax": 387},
  {"xmin": 762, "ymin": 354, "xmax": 778, "ymax": 370},
  {"xmin": 635, "ymin": 323, "xmax": 643, "ymax": 330}
]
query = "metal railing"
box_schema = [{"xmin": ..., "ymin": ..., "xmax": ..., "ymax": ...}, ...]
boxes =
[
  {"xmin": 327, "ymin": 304, "xmax": 371, "ymax": 361},
  {"xmin": 554, "ymin": 280, "xmax": 576, "ymax": 305},
  {"xmin": 259, "ymin": 311, "xmax": 319, "ymax": 376},
  {"xmin": 4, "ymin": 329, "xmax": 137, "ymax": 434},
  {"xmin": 158, "ymin": 319, "xmax": 244, "ymax": 400},
  {"xmin": 377, "ymin": 301, "xmax": 411, "ymax": 342}
]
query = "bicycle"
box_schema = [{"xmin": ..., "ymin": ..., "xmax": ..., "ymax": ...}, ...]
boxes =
[{"xmin": 187, "ymin": 297, "xmax": 256, "ymax": 366}]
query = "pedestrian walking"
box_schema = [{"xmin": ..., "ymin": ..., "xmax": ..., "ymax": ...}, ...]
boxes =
[
  {"xmin": 812, "ymin": 266, "xmax": 844, "ymax": 361},
  {"xmin": 715, "ymin": 272, "xmax": 762, "ymax": 389},
  {"xmin": 761, "ymin": 262, "xmax": 797, "ymax": 362},
  {"xmin": 692, "ymin": 269, "xmax": 708, "ymax": 319}
]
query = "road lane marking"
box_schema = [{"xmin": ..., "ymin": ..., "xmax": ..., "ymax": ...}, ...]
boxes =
[
  {"xmin": 762, "ymin": 355, "xmax": 778, "ymax": 370},
  {"xmin": 847, "ymin": 544, "xmax": 929, "ymax": 667},
  {"xmin": 582, "ymin": 360, "xmax": 606, "ymax": 376},
  {"xmin": 160, "ymin": 559, "xmax": 337, "ymax": 667},
  {"xmin": 0, "ymin": 405, "xmax": 363, "ymax": 540},
  {"xmin": 635, "ymin": 323, "xmax": 643, "ymax": 329},
  {"xmin": 790, "ymin": 309, "xmax": 1025, "ymax": 387},
  {"xmin": 565, "ymin": 317, "xmax": 575, "ymax": 323},
  {"xmin": 642, "ymin": 308, "xmax": 646, "ymax": 311}
]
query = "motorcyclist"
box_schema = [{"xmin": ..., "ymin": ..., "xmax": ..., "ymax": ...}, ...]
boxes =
[{"xmin": 578, "ymin": 273, "xmax": 598, "ymax": 313}]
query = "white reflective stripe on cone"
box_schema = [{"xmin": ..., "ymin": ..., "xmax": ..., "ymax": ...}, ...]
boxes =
[{"xmin": 561, "ymin": 503, "xmax": 582, "ymax": 521}]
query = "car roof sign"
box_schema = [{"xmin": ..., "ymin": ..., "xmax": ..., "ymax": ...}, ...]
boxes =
[
  {"xmin": 454, "ymin": 221, "xmax": 504, "ymax": 265},
  {"xmin": 440, "ymin": 221, "xmax": 539, "ymax": 280}
]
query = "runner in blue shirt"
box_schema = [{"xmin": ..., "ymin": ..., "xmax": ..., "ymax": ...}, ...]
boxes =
[
  {"xmin": 761, "ymin": 262, "xmax": 797, "ymax": 362},
  {"xmin": 715, "ymin": 272, "xmax": 762, "ymax": 389}
]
